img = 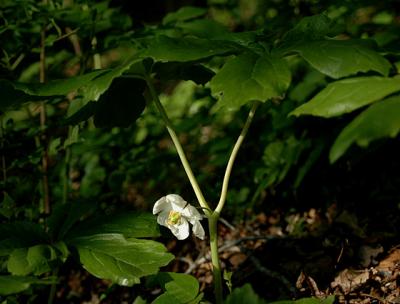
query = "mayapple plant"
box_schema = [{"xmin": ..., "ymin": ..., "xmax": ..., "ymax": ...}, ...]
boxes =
[
  {"xmin": 148, "ymin": 73, "xmax": 259, "ymax": 303},
  {"xmin": 0, "ymin": 2, "xmax": 398, "ymax": 303}
]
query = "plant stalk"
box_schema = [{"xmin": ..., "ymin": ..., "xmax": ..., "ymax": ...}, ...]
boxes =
[
  {"xmin": 145, "ymin": 77, "xmax": 211, "ymax": 214},
  {"xmin": 208, "ymin": 213, "xmax": 223, "ymax": 304},
  {"xmin": 39, "ymin": 12, "xmax": 51, "ymax": 215},
  {"xmin": 215, "ymin": 101, "xmax": 259, "ymax": 214}
]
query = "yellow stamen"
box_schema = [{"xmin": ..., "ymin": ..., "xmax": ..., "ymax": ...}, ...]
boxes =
[{"xmin": 167, "ymin": 210, "xmax": 182, "ymax": 226}]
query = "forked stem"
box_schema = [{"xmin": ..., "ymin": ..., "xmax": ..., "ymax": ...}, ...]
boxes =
[
  {"xmin": 145, "ymin": 77, "xmax": 211, "ymax": 214},
  {"xmin": 146, "ymin": 75, "xmax": 259, "ymax": 304}
]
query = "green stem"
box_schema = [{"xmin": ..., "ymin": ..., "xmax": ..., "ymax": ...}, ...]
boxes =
[
  {"xmin": 208, "ymin": 213, "xmax": 223, "ymax": 304},
  {"xmin": 145, "ymin": 77, "xmax": 211, "ymax": 214},
  {"xmin": 215, "ymin": 101, "xmax": 259, "ymax": 214}
]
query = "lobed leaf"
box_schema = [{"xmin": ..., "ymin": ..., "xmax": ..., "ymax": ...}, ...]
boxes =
[
  {"xmin": 330, "ymin": 96, "xmax": 400, "ymax": 163},
  {"xmin": 293, "ymin": 39, "xmax": 391, "ymax": 79},
  {"xmin": 290, "ymin": 76, "xmax": 400, "ymax": 118},
  {"xmin": 210, "ymin": 52, "xmax": 291, "ymax": 108}
]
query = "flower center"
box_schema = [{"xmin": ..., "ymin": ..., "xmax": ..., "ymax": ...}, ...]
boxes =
[{"xmin": 167, "ymin": 210, "xmax": 182, "ymax": 226}]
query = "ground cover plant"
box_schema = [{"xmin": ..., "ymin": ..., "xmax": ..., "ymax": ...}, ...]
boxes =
[{"xmin": 0, "ymin": 0, "xmax": 399, "ymax": 303}]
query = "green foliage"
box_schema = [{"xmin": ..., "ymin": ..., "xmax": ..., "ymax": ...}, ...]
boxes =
[
  {"xmin": 210, "ymin": 52, "xmax": 291, "ymax": 108},
  {"xmin": 290, "ymin": 76, "xmax": 400, "ymax": 118},
  {"xmin": 288, "ymin": 39, "xmax": 391, "ymax": 79},
  {"xmin": 70, "ymin": 234, "xmax": 173, "ymax": 286}
]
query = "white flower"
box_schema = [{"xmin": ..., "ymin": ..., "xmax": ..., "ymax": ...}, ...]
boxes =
[{"xmin": 153, "ymin": 194, "xmax": 205, "ymax": 240}]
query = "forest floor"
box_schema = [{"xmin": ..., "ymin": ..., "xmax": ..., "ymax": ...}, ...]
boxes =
[{"xmin": 53, "ymin": 203, "xmax": 399, "ymax": 304}]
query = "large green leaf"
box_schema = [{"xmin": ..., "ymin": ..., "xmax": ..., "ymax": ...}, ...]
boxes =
[
  {"xmin": 210, "ymin": 52, "xmax": 291, "ymax": 108},
  {"xmin": 14, "ymin": 70, "xmax": 106, "ymax": 97},
  {"xmin": 1, "ymin": 58, "xmax": 144, "ymax": 112},
  {"xmin": 0, "ymin": 276, "xmax": 53, "ymax": 296},
  {"xmin": 153, "ymin": 272, "xmax": 202, "ymax": 304},
  {"xmin": 142, "ymin": 35, "xmax": 239, "ymax": 62},
  {"xmin": 278, "ymin": 15, "xmax": 390, "ymax": 79},
  {"xmin": 330, "ymin": 96, "xmax": 400, "ymax": 163},
  {"xmin": 293, "ymin": 39, "xmax": 391, "ymax": 79},
  {"xmin": 70, "ymin": 234, "xmax": 174, "ymax": 286},
  {"xmin": 290, "ymin": 76, "xmax": 400, "ymax": 118},
  {"xmin": 225, "ymin": 284, "xmax": 266, "ymax": 304},
  {"xmin": 66, "ymin": 211, "xmax": 160, "ymax": 240}
]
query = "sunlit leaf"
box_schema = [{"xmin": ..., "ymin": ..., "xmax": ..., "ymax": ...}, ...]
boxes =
[
  {"xmin": 293, "ymin": 39, "xmax": 391, "ymax": 78},
  {"xmin": 290, "ymin": 76, "xmax": 400, "ymax": 117},
  {"xmin": 210, "ymin": 52, "xmax": 291, "ymax": 108},
  {"xmin": 70, "ymin": 234, "xmax": 174, "ymax": 286},
  {"xmin": 330, "ymin": 96, "xmax": 400, "ymax": 162}
]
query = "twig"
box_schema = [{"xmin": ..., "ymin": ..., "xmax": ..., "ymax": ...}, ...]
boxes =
[
  {"xmin": 39, "ymin": 19, "xmax": 51, "ymax": 215},
  {"xmin": 359, "ymin": 293, "xmax": 391, "ymax": 304},
  {"xmin": 219, "ymin": 217, "xmax": 236, "ymax": 231}
]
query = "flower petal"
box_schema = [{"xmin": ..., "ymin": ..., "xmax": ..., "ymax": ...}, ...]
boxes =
[
  {"xmin": 192, "ymin": 221, "xmax": 205, "ymax": 240},
  {"xmin": 153, "ymin": 196, "xmax": 171, "ymax": 214},
  {"xmin": 169, "ymin": 218, "xmax": 189, "ymax": 240},
  {"xmin": 156, "ymin": 210, "xmax": 170, "ymax": 227},
  {"xmin": 183, "ymin": 205, "xmax": 203, "ymax": 222},
  {"xmin": 166, "ymin": 194, "xmax": 187, "ymax": 209}
]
